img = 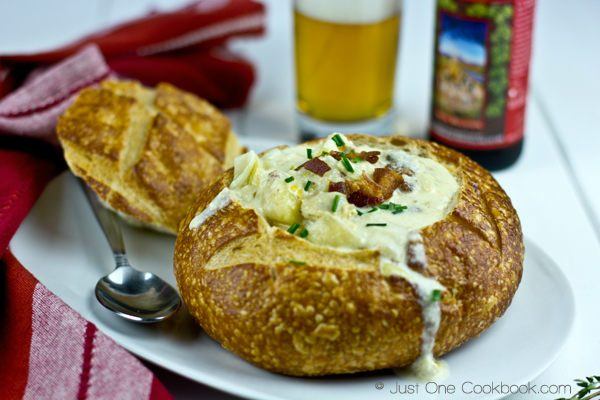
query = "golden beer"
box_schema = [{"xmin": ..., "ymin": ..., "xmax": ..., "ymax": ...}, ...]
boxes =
[{"xmin": 294, "ymin": 0, "xmax": 400, "ymax": 123}]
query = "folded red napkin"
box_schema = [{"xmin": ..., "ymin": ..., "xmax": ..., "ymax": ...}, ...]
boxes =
[
  {"xmin": 0, "ymin": 45, "xmax": 111, "ymax": 143},
  {"xmin": 1, "ymin": 252, "xmax": 172, "ymax": 400},
  {"xmin": 0, "ymin": 143, "xmax": 173, "ymax": 399},
  {"xmin": 0, "ymin": 0, "xmax": 265, "ymax": 108},
  {"xmin": 0, "ymin": 1, "xmax": 265, "ymax": 398}
]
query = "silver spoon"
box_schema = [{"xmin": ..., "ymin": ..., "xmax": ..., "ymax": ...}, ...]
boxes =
[{"xmin": 79, "ymin": 180, "xmax": 181, "ymax": 323}]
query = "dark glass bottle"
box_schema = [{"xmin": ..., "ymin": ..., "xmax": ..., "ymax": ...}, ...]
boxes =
[{"xmin": 429, "ymin": 0, "xmax": 535, "ymax": 170}]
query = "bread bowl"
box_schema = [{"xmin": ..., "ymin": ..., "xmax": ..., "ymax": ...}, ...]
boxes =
[
  {"xmin": 56, "ymin": 79, "xmax": 243, "ymax": 234},
  {"xmin": 174, "ymin": 133, "xmax": 524, "ymax": 378}
]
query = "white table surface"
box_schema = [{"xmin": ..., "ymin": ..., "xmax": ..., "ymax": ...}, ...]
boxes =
[{"xmin": 2, "ymin": 0, "xmax": 599, "ymax": 399}]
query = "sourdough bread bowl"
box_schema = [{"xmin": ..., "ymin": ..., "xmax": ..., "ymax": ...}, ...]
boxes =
[
  {"xmin": 174, "ymin": 134, "xmax": 523, "ymax": 378},
  {"xmin": 56, "ymin": 80, "xmax": 243, "ymax": 234}
]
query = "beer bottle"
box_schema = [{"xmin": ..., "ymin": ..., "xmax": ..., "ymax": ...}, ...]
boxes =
[{"xmin": 429, "ymin": 0, "xmax": 536, "ymax": 170}]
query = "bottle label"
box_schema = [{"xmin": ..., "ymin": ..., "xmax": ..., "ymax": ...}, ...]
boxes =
[{"xmin": 430, "ymin": 0, "xmax": 535, "ymax": 150}]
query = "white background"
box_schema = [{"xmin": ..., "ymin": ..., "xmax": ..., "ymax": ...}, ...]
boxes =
[{"xmin": 2, "ymin": 0, "xmax": 599, "ymax": 399}]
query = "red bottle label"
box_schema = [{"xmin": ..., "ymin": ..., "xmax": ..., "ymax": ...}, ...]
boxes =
[{"xmin": 430, "ymin": 0, "xmax": 535, "ymax": 150}]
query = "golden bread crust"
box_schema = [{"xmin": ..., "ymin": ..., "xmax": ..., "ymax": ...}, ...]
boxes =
[
  {"xmin": 174, "ymin": 135, "xmax": 524, "ymax": 375},
  {"xmin": 57, "ymin": 80, "xmax": 242, "ymax": 234}
]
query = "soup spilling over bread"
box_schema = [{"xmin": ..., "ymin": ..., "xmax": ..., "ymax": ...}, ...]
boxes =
[{"xmin": 175, "ymin": 134, "xmax": 523, "ymax": 379}]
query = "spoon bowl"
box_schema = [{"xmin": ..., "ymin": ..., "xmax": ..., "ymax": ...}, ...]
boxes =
[
  {"xmin": 79, "ymin": 179, "xmax": 181, "ymax": 323},
  {"xmin": 95, "ymin": 265, "xmax": 181, "ymax": 323}
]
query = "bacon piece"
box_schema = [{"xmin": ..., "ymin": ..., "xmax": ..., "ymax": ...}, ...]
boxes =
[
  {"xmin": 343, "ymin": 167, "xmax": 412, "ymax": 207},
  {"xmin": 359, "ymin": 151, "xmax": 380, "ymax": 164},
  {"xmin": 347, "ymin": 192, "xmax": 380, "ymax": 207},
  {"xmin": 328, "ymin": 151, "xmax": 343, "ymax": 161},
  {"xmin": 329, "ymin": 150, "xmax": 380, "ymax": 164},
  {"xmin": 373, "ymin": 167, "xmax": 411, "ymax": 195},
  {"xmin": 346, "ymin": 174, "xmax": 385, "ymax": 207},
  {"xmin": 328, "ymin": 181, "xmax": 347, "ymax": 194},
  {"xmin": 317, "ymin": 158, "xmax": 412, "ymax": 207},
  {"xmin": 300, "ymin": 158, "xmax": 331, "ymax": 176}
]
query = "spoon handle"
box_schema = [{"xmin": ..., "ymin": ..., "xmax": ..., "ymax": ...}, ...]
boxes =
[{"xmin": 78, "ymin": 179, "xmax": 127, "ymax": 264}]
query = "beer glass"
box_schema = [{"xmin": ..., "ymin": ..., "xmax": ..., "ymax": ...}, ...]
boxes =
[{"xmin": 294, "ymin": 0, "xmax": 401, "ymax": 138}]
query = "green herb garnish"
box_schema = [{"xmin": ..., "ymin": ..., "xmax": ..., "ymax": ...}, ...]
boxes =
[
  {"xmin": 285, "ymin": 176, "xmax": 295, "ymax": 183},
  {"xmin": 357, "ymin": 210, "xmax": 363, "ymax": 216},
  {"xmin": 304, "ymin": 180, "xmax": 313, "ymax": 191},
  {"xmin": 377, "ymin": 202, "xmax": 408, "ymax": 214},
  {"xmin": 341, "ymin": 154, "xmax": 354, "ymax": 173},
  {"xmin": 331, "ymin": 195, "xmax": 341, "ymax": 212},
  {"xmin": 367, "ymin": 207, "xmax": 378, "ymax": 213},
  {"xmin": 332, "ymin": 134, "xmax": 345, "ymax": 147},
  {"xmin": 392, "ymin": 205, "xmax": 408, "ymax": 214},
  {"xmin": 431, "ymin": 289, "xmax": 442, "ymax": 302},
  {"xmin": 287, "ymin": 223, "xmax": 300, "ymax": 234},
  {"xmin": 289, "ymin": 260, "xmax": 306, "ymax": 266},
  {"xmin": 558, "ymin": 376, "xmax": 600, "ymax": 400},
  {"xmin": 366, "ymin": 223, "xmax": 387, "ymax": 227},
  {"xmin": 306, "ymin": 148, "xmax": 313, "ymax": 159},
  {"xmin": 299, "ymin": 228, "xmax": 309, "ymax": 238}
]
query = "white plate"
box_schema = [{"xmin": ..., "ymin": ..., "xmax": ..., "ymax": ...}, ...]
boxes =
[{"xmin": 11, "ymin": 137, "xmax": 574, "ymax": 400}]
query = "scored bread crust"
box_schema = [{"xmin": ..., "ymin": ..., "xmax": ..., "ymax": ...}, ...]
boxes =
[
  {"xmin": 56, "ymin": 80, "xmax": 242, "ymax": 234},
  {"xmin": 174, "ymin": 135, "xmax": 524, "ymax": 376}
]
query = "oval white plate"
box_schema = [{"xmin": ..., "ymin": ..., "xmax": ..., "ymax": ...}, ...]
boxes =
[{"xmin": 11, "ymin": 137, "xmax": 574, "ymax": 400}]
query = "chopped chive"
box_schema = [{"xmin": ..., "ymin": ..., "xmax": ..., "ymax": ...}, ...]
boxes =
[
  {"xmin": 367, "ymin": 207, "xmax": 378, "ymax": 213},
  {"xmin": 431, "ymin": 289, "xmax": 442, "ymax": 302},
  {"xmin": 289, "ymin": 260, "xmax": 306, "ymax": 266},
  {"xmin": 366, "ymin": 223, "xmax": 387, "ymax": 227},
  {"xmin": 304, "ymin": 180, "xmax": 313, "ymax": 191},
  {"xmin": 392, "ymin": 205, "xmax": 408, "ymax": 214},
  {"xmin": 306, "ymin": 148, "xmax": 313, "ymax": 159},
  {"xmin": 287, "ymin": 223, "xmax": 300, "ymax": 234},
  {"xmin": 377, "ymin": 202, "xmax": 408, "ymax": 214},
  {"xmin": 331, "ymin": 195, "xmax": 341, "ymax": 212},
  {"xmin": 357, "ymin": 210, "xmax": 363, "ymax": 216},
  {"xmin": 341, "ymin": 155, "xmax": 354, "ymax": 173},
  {"xmin": 332, "ymin": 134, "xmax": 345, "ymax": 147},
  {"xmin": 351, "ymin": 157, "xmax": 362, "ymax": 163},
  {"xmin": 299, "ymin": 228, "xmax": 309, "ymax": 238},
  {"xmin": 284, "ymin": 176, "xmax": 295, "ymax": 183}
]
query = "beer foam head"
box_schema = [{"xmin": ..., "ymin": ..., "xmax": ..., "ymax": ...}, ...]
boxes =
[{"xmin": 296, "ymin": 0, "xmax": 401, "ymax": 25}]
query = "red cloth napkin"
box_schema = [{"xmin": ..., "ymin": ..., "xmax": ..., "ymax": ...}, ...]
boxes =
[
  {"xmin": 0, "ymin": 146, "xmax": 173, "ymax": 400},
  {"xmin": 0, "ymin": 1, "xmax": 266, "ymax": 398},
  {"xmin": 1, "ymin": 252, "xmax": 171, "ymax": 400},
  {"xmin": 0, "ymin": 0, "xmax": 265, "ymax": 108},
  {"xmin": 0, "ymin": 45, "xmax": 111, "ymax": 143}
]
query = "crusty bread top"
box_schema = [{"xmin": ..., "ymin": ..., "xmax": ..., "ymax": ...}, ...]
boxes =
[{"xmin": 57, "ymin": 80, "xmax": 242, "ymax": 234}]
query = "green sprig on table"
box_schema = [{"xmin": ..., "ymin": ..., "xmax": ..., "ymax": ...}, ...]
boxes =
[{"xmin": 556, "ymin": 376, "xmax": 600, "ymax": 400}]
